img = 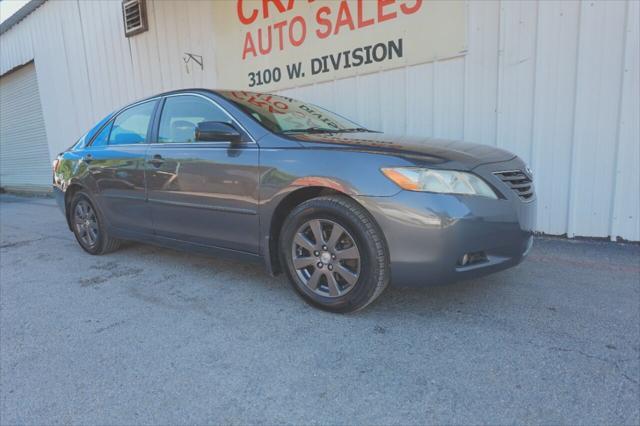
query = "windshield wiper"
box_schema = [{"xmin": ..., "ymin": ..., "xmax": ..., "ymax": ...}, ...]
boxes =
[
  {"xmin": 336, "ymin": 127, "xmax": 376, "ymax": 133},
  {"xmin": 281, "ymin": 127, "xmax": 375, "ymax": 134},
  {"xmin": 281, "ymin": 127, "xmax": 339, "ymax": 134}
]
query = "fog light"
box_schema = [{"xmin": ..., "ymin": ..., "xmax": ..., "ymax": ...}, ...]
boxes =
[{"xmin": 458, "ymin": 251, "xmax": 488, "ymax": 267}]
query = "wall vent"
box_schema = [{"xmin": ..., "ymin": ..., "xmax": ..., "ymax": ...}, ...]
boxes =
[{"xmin": 122, "ymin": 0, "xmax": 148, "ymax": 37}]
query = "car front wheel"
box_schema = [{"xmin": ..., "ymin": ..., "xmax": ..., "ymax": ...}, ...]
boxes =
[{"xmin": 280, "ymin": 195, "xmax": 389, "ymax": 313}]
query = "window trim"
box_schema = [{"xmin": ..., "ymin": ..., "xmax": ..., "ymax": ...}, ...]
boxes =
[{"xmin": 154, "ymin": 93, "xmax": 256, "ymax": 145}]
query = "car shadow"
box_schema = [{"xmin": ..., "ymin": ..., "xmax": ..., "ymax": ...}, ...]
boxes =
[
  {"xmin": 365, "ymin": 276, "xmax": 514, "ymax": 317},
  {"xmin": 116, "ymin": 241, "xmax": 520, "ymax": 318}
]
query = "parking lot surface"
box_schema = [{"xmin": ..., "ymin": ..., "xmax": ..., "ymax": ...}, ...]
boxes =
[{"xmin": 1, "ymin": 194, "xmax": 638, "ymax": 425}]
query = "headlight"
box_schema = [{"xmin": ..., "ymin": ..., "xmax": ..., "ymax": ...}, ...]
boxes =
[{"xmin": 381, "ymin": 167, "xmax": 499, "ymax": 199}]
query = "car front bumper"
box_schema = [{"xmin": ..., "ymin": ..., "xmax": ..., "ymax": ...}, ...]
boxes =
[{"xmin": 355, "ymin": 162, "xmax": 536, "ymax": 287}]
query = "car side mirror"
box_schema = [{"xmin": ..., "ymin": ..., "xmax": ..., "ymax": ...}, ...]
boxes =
[{"xmin": 195, "ymin": 121, "xmax": 242, "ymax": 143}]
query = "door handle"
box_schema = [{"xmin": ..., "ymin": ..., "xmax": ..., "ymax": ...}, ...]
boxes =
[
  {"xmin": 83, "ymin": 154, "xmax": 93, "ymax": 163},
  {"xmin": 147, "ymin": 154, "xmax": 165, "ymax": 167}
]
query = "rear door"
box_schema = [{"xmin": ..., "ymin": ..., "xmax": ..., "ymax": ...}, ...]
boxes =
[
  {"xmin": 82, "ymin": 99, "xmax": 158, "ymax": 234},
  {"xmin": 145, "ymin": 94, "xmax": 260, "ymax": 253}
]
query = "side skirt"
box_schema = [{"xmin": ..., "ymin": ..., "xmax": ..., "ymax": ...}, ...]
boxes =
[{"xmin": 108, "ymin": 226, "xmax": 264, "ymax": 265}]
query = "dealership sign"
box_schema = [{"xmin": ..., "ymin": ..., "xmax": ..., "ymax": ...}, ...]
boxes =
[{"xmin": 213, "ymin": 0, "xmax": 466, "ymax": 91}]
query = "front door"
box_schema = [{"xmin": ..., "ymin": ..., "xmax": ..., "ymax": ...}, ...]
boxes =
[
  {"xmin": 145, "ymin": 94, "xmax": 260, "ymax": 254},
  {"xmin": 83, "ymin": 99, "xmax": 157, "ymax": 234}
]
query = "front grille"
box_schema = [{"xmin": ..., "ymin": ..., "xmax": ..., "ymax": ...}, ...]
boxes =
[{"xmin": 493, "ymin": 170, "xmax": 534, "ymax": 201}]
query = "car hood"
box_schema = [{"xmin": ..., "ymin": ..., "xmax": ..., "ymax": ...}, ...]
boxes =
[{"xmin": 287, "ymin": 132, "xmax": 516, "ymax": 169}]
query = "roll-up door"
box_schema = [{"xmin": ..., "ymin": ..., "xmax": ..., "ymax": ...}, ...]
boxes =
[{"xmin": 0, "ymin": 62, "xmax": 50, "ymax": 192}]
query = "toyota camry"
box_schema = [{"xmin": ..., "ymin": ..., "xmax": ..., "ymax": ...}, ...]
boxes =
[{"xmin": 53, "ymin": 89, "xmax": 535, "ymax": 312}]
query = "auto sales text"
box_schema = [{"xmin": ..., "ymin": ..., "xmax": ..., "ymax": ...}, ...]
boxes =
[{"xmin": 239, "ymin": 0, "xmax": 422, "ymax": 60}]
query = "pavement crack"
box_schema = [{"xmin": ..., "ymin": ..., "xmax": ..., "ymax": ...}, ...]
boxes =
[
  {"xmin": 549, "ymin": 346, "xmax": 610, "ymax": 362},
  {"xmin": 94, "ymin": 320, "xmax": 127, "ymax": 334},
  {"xmin": 0, "ymin": 237, "xmax": 47, "ymax": 249},
  {"xmin": 549, "ymin": 346, "xmax": 640, "ymax": 386},
  {"xmin": 80, "ymin": 266, "xmax": 143, "ymax": 287}
]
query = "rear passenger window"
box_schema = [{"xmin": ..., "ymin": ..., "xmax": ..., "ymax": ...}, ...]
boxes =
[
  {"xmin": 91, "ymin": 123, "xmax": 112, "ymax": 147},
  {"xmin": 158, "ymin": 95, "xmax": 231, "ymax": 143},
  {"xmin": 109, "ymin": 100, "xmax": 156, "ymax": 145}
]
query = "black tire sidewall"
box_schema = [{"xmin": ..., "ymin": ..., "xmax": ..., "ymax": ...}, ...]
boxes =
[
  {"xmin": 70, "ymin": 191, "xmax": 106, "ymax": 255},
  {"xmin": 280, "ymin": 197, "xmax": 386, "ymax": 313}
]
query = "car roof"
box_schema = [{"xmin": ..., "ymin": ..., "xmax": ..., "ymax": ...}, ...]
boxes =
[
  {"xmin": 132, "ymin": 88, "xmax": 216, "ymax": 104},
  {"xmin": 131, "ymin": 88, "xmax": 282, "ymax": 105}
]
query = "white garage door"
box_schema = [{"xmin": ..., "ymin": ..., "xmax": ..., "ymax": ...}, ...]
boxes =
[{"xmin": 0, "ymin": 62, "xmax": 50, "ymax": 192}]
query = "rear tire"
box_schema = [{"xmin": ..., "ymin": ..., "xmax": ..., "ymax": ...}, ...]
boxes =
[
  {"xmin": 70, "ymin": 191, "xmax": 121, "ymax": 255},
  {"xmin": 279, "ymin": 195, "xmax": 389, "ymax": 313}
]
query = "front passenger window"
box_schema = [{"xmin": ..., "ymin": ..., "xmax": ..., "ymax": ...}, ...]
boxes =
[
  {"xmin": 108, "ymin": 100, "xmax": 156, "ymax": 145},
  {"xmin": 158, "ymin": 96, "xmax": 232, "ymax": 143}
]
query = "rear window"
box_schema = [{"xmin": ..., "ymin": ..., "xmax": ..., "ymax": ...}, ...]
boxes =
[{"xmin": 108, "ymin": 100, "xmax": 156, "ymax": 145}]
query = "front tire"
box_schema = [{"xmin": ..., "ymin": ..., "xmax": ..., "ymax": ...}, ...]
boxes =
[
  {"xmin": 280, "ymin": 195, "xmax": 389, "ymax": 313},
  {"xmin": 70, "ymin": 191, "xmax": 121, "ymax": 255}
]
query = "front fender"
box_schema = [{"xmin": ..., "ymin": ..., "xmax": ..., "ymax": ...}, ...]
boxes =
[
  {"xmin": 259, "ymin": 147, "xmax": 406, "ymax": 198},
  {"xmin": 258, "ymin": 147, "xmax": 406, "ymax": 232},
  {"xmin": 258, "ymin": 147, "xmax": 410, "ymax": 272}
]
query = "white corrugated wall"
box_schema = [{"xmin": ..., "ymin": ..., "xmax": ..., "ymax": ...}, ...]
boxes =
[{"xmin": 0, "ymin": 0, "xmax": 638, "ymax": 241}]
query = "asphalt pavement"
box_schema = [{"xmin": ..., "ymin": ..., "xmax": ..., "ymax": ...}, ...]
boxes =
[{"xmin": 1, "ymin": 194, "xmax": 638, "ymax": 425}]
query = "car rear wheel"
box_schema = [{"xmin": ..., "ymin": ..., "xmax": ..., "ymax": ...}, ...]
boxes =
[
  {"xmin": 280, "ymin": 195, "xmax": 389, "ymax": 313},
  {"xmin": 70, "ymin": 191, "xmax": 121, "ymax": 255}
]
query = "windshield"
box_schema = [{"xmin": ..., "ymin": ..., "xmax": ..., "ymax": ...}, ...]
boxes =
[{"xmin": 217, "ymin": 91, "xmax": 370, "ymax": 134}]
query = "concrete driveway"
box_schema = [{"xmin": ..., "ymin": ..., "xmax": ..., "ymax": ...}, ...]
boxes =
[{"xmin": 1, "ymin": 194, "xmax": 638, "ymax": 425}]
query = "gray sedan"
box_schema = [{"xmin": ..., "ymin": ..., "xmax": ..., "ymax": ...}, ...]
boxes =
[{"xmin": 53, "ymin": 89, "xmax": 535, "ymax": 312}]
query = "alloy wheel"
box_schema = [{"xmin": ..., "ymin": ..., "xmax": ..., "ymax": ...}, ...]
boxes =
[
  {"xmin": 73, "ymin": 200, "xmax": 99, "ymax": 247},
  {"xmin": 291, "ymin": 219, "xmax": 361, "ymax": 297}
]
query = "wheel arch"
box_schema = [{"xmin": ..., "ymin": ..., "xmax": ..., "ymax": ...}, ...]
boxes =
[
  {"xmin": 266, "ymin": 186, "xmax": 380, "ymax": 276},
  {"xmin": 63, "ymin": 183, "xmax": 86, "ymax": 230}
]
